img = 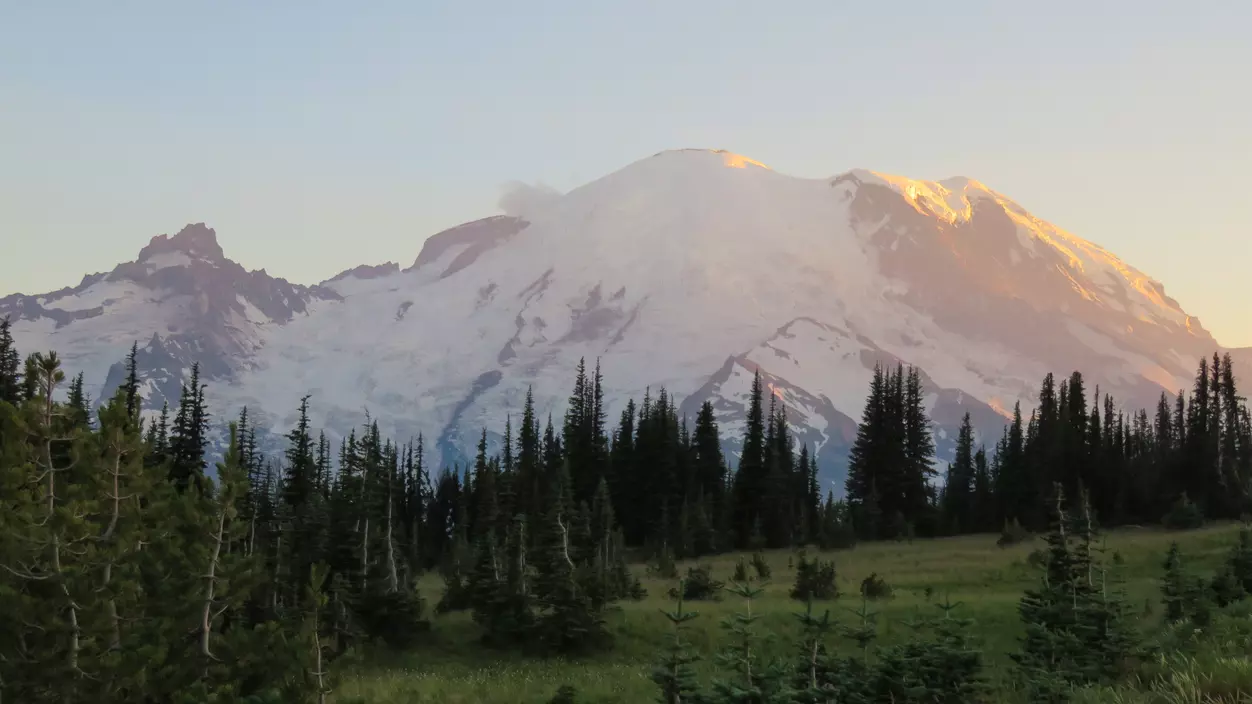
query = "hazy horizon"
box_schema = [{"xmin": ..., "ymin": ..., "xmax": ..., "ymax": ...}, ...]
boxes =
[{"xmin": 2, "ymin": 2, "xmax": 1248, "ymax": 345}]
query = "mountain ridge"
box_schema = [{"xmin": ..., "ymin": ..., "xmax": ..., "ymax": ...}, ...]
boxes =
[{"xmin": 2, "ymin": 149, "xmax": 1241, "ymax": 487}]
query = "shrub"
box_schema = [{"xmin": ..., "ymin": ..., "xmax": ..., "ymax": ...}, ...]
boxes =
[
  {"xmin": 1026, "ymin": 548, "xmax": 1048, "ymax": 570},
  {"xmin": 996, "ymin": 517, "xmax": 1032, "ymax": 548},
  {"xmin": 732, "ymin": 558, "xmax": 749, "ymax": 582},
  {"xmin": 790, "ymin": 552, "xmax": 838, "ymax": 601},
  {"xmin": 610, "ymin": 558, "xmax": 648, "ymax": 601},
  {"xmin": 650, "ymin": 545, "xmax": 679, "ymax": 579},
  {"xmin": 860, "ymin": 572, "xmax": 893, "ymax": 600},
  {"xmin": 354, "ymin": 586, "xmax": 431, "ymax": 649},
  {"xmin": 548, "ymin": 685, "xmax": 578, "ymax": 704},
  {"xmin": 751, "ymin": 552, "xmax": 772, "ymax": 580},
  {"xmin": 1162, "ymin": 494, "xmax": 1205, "ymax": 530},
  {"xmin": 435, "ymin": 573, "xmax": 472, "ymax": 614},
  {"xmin": 1210, "ymin": 568, "xmax": 1247, "ymax": 608},
  {"xmin": 669, "ymin": 565, "xmax": 724, "ymax": 601}
]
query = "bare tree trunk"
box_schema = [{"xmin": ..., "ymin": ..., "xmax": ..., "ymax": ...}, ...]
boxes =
[
  {"xmin": 39, "ymin": 368, "xmax": 82, "ymax": 674},
  {"xmin": 312, "ymin": 603, "xmax": 329, "ymax": 704},
  {"xmin": 51, "ymin": 534, "xmax": 80, "ymax": 672},
  {"xmin": 247, "ymin": 512, "xmax": 257, "ymax": 557},
  {"xmin": 385, "ymin": 473, "xmax": 398, "ymax": 593},
  {"xmin": 360, "ymin": 517, "xmax": 369, "ymax": 591},
  {"xmin": 101, "ymin": 431, "xmax": 125, "ymax": 650},
  {"xmin": 201, "ymin": 504, "xmax": 227, "ymax": 660},
  {"xmin": 272, "ymin": 533, "xmax": 282, "ymax": 611}
]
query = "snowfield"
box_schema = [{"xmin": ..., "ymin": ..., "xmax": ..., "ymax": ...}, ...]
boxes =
[{"xmin": 3, "ymin": 149, "xmax": 1237, "ymax": 488}]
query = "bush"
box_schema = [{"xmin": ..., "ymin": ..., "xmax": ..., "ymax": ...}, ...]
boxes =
[
  {"xmin": 819, "ymin": 518, "xmax": 858, "ymax": 551},
  {"xmin": 435, "ymin": 573, "xmax": 472, "ymax": 614},
  {"xmin": 1225, "ymin": 526, "xmax": 1252, "ymax": 594},
  {"xmin": 610, "ymin": 558, "xmax": 648, "ymax": 601},
  {"xmin": 790, "ymin": 552, "xmax": 838, "ymax": 601},
  {"xmin": 649, "ymin": 545, "xmax": 679, "ymax": 579},
  {"xmin": 668, "ymin": 565, "xmax": 724, "ymax": 601},
  {"xmin": 627, "ymin": 576, "xmax": 648, "ymax": 601},
  {"xmin": 860, "ymin": 572, "xmax": 893, "ymax": 600},
  {"xmin": 354, "ymin": 586, "xmax": 431, "ymax": 649},
  {"xmin": 1026, "ymin": 548, "xmax": 1048, "ymax": 570},
  {"xmin": 996, "ymin": 517, "xmax": 1032, "ymax": 548},
  {"xmin": 548, "ymin": 685, "xmax": 579, "ymax": 704},
  {"xmin": 732, "ymin": 558, "xmax": 749, "ymax": 582},
  {"xmin": 750, "ymin": 552, "xmax": 772, "ymax": 580},
  {"xmin": 1162, "ymin": 494, "xmax": 1205, "ymax": 530}
]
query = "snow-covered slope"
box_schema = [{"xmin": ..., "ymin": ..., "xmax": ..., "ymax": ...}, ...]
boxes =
[{"xmin": 2, "ymin": 149, "xmax": 1233, "ymax": 489}]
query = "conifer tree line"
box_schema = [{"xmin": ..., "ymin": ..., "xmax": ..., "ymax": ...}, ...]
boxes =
[
  {"xmin": 0, "ymin": 338, "xmax": 327, "ymax": 702},
  {"xmin": 3, "ymin": 310, "xmax": 1251, "ymax": 700},
  {"xmin": 929, "ymin": 354, "xmax": 1252, "ymax": 537},
  {"xmin": 841, "ymin": 356, "xmax": 1251, "ymax": 541}
]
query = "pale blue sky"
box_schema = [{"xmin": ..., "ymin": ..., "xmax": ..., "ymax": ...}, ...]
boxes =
[{"xmin": 2, "ymin": 2, "xmax": 1248, "ymax": 345}]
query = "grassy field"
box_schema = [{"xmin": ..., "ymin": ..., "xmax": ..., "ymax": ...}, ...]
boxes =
[{"xmin": 336, "ymin": 523, "xmax": 1249, "ymax": 703}]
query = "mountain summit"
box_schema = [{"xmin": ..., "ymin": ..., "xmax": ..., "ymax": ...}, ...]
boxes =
[
  {"xmin": 136, "ymin": 222, "xmax": 226, "ymax": 263},
  {"xmin": 2, "ymin": 151, "xmax": 1239, "ymax": 485}
]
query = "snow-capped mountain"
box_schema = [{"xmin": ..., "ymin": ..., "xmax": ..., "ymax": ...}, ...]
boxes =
[{"xmin": 3, "ymin": 149, "xmax": 1241, "ymax": 487}]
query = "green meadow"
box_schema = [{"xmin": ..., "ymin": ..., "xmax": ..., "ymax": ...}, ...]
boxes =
[{"xmin": 338, "ymin": 522, "xmax": 1252, "ymax": 703}]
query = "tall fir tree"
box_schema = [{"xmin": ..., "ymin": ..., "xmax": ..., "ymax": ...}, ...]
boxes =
[
  {"xmin": 733, "ymin": 370, "xmax": 769, "ymax": 548},
  {"xmin": 168, "ymin": 363, "xmax": 209, "ymax": 494},
  {"xmin": 0, "ymin": 316, "xmax": 21, "ymax": 405},
  {"xmin": 941, "ymin": 413, "xmax": 975, "ymax": 535}
]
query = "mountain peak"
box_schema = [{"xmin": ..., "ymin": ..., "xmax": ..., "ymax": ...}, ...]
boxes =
[
  {"xmin": 651, "ymin": 148, "xmax": 772, "ymax": 170},
  {"xmin": 137, "ymin": 223, "xmax": 225, "ymax": 263}
]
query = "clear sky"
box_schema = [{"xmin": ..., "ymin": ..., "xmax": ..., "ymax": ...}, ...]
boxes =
[{"xmin": 2, "ymin": 2, "xmax": 1248, "ymax": 345}]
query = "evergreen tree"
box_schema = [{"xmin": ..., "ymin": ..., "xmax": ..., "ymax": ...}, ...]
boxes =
[
  {"xmin": 168, "ymin": 363, "xmax": 209, "ymax": 494},
  {"xmin": 476, "ymin": 514, "xmax": 535, "ymax": 647},
  {"xmin": 66, "ymin": 370, "xmax": 91, "ymax": 429},
  {"xmin": 1160, "ymin": 542, "xmax": 1207, "ymax": 623},
  {"xmin": 761, "ymin": 401, "xmax": 796, "ymax": 548},
  {"xmin": 121, "ymin": 340, "xmax": 140, "ymax": 423},
  {"xmin": 284, "ymin": 396, "xmax": 318, "ymax": 556},
  {"xmin": 901, "ymin": 366, "xmax": 937, "ymax": 533},
  {"xmin": 517, "ymin": 387, "xmax": 542, "ymax": 523},
  {"xmin": 941, "ymin": 413, "xmax": 975, "ymax": 535},
  {"xmin": 21, "ymin": 352, "xmax": 39, "ymax": 402},
  {"xmin": 0, "ymin": 316, "xmax": 21, "ymax": 405},
  {"xmin": 609, "ymin": 398, "xmax": 638, "ymax": 539},
  {"xmin": 652, "ymin": 581, "xmax": 703, "ymax": 704},
  {"xmin": 845, "ymin": 364, "xmax": 887, "ymax": 540},
  {"xmin": 709, "ymin": 581, "xmax": 792, "ymax": 703},
  {"xmin": 533, "ymin": 461, "xmax": 609, "ymax": 653},
  {"xmin": 693, "ymin": 400, "xmax": 727, "ymax": 517},
  {"xmin": 971, "ymin": 446, "xmax": 993, "ymax": 534},
  {"xmin": 1012, "ymin": 487, "xmax": 1138, "ymax": 699},
  {"xmin": 732, "ymin": 371, "xmax": 768, "ymax": 548},
  {"xmin": 791, "ymin": 601, "xmax": 847, "ymax": 703}
]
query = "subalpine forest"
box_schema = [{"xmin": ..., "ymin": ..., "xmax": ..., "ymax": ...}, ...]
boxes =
[{"xmin": 2, "ymin": 313, "xmax": 1251, "ymax": 703}]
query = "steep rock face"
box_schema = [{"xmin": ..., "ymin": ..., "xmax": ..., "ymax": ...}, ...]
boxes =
[
  {"xmin": 406, "ymin": 215, "xmax": 529, "ymax": 279},
  {"xmin": 1, "ymin": 223, "xmax": 339, "ymax": 413},
  {"xmin": 3, "ymin": 150, "xmax": 1236, "ymax": 490}
]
